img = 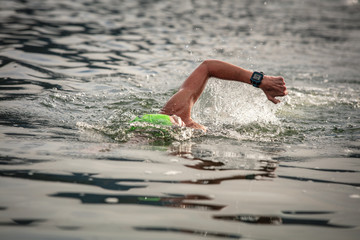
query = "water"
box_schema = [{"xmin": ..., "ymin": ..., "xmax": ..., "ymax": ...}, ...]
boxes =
[{"xmin": 1, "ymin": 0, "xmax": 360, "ymax": 239}]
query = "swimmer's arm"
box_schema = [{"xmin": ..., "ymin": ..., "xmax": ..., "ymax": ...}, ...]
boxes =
[
  {"xmin": 169, "ymin": 59, "xmax": 287, "ymax": 104},
  {"xmin": 161, "ymin": 60, "xmax": 253, "ymax": 117},
  {"xmin": 195, "ymin": 60, "xmax": 287, "ymax": 104},
  {"xmin": 161, "ymin": 60, "xmax": 287, "ymax": 121}
]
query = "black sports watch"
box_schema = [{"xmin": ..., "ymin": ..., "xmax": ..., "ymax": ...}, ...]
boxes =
[{"xmin": 250, "ymin": 71, "xmax": 264, "ymax": 88}]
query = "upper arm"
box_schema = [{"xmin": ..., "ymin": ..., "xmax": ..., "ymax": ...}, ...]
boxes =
[{"xmin": 180, "ymin": 61, "xmax": 210, "ymax": 102}]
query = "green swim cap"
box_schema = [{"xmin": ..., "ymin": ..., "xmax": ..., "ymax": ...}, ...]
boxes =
[{"xmin": 130, "ymin": 114, "xmax": 173, "ymax": 126}]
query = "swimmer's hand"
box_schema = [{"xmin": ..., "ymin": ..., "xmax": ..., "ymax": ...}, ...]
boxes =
[{"xmin": 260, "ymin": 75, "xmax": 288, "ymax": 104}]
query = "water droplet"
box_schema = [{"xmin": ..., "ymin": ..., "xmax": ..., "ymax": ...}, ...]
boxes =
[
  {"xmin": 105, "ymin": 197, "xmax": 119, "ymax": 203},
  {"xmin": 349, "ymin": 194, "xmax": 360, "ymax": 199},
  {"xmin": 164, "ymin": 170, "xmax": 182, "ymax": 175}
]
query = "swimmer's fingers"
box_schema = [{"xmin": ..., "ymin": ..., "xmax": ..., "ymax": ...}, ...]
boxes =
[
  {"xmin": 261, "ymin": 76, "xmax": 287, "ymax": 104},
  {"xmin": 265, "ymin": 93, "xmax": 280, "ymax": 104},
  {"xmin": 268, "ymin": 88, "xmax": 288, "ymax": 104}
]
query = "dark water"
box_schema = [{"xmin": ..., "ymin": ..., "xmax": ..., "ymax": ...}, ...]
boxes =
[{"xmin": 1, "ymin": 0, "xmax": 360, "ymax": 239}]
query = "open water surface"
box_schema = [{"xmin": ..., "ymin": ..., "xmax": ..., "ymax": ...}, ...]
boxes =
[{"xmin": 1, "ymin": 0, "xmax": 360, "ymax": 239}]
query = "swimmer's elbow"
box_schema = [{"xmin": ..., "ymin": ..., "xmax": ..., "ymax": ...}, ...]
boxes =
[{"xmin": 201, "ymin": 60, "xmax": 213, "ymax": 78}]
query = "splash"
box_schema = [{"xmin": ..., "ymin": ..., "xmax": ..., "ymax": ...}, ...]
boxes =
[
  {"xmin": 76, "ymin": 120, "xmax": 205, "ymax": 144},
  {"xmin": 192, "ymin": 80, "xmax": 282, "ymax": 126},
  {"xmin": 190, "ymin": 80, "xmax": 293, "ymax": 142}
]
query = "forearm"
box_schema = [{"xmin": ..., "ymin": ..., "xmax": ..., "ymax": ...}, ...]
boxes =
[
  {"xmin": 202, "ymin": 59, "xmax": 287, "ymax": 104},
  {"xmin": 174, "ymin": 59, "xmax": 256, "ymax": 112},
  {"xmin": 203, "ymin": 59, "xmax": 253, "ymax": 85}
]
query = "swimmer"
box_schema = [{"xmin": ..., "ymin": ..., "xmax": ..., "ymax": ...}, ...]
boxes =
[{"xmin": 134, "ymin": 59, "xmax": 288, "ymax": 132}]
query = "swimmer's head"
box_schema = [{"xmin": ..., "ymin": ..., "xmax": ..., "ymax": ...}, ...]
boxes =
[{"xmin": 130, "ymin": 113, "xmax": 205, "ymax": 132}]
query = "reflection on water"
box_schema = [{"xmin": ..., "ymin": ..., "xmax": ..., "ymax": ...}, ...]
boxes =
[
  {"xmin": 0, "ymin": 165, "xmax": 275, "ymax": 188},
  {"xmin": 182, "ymin": 172, "xmax": 275, "ymax": 185},
  {"xmin": 0, "ymin": 170, "xmax": 147, "ymax": 191},
  {"xmin": 50, "ymin": 192, "xmax": 225, "ymax": 211},
  {"xmin": 169, "ymin": 141, "xmax": 278, "ymax": 172}
]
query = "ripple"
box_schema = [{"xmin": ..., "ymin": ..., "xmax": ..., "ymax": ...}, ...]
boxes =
[
  {"xmin": 213, "ymin": 213, "xmax": 354, "ymax": 228},
  {"xmin": 134, "ymin": 226, "xmax": 241, "ymax": 239},
  {"xmin": 50, "ymin": 192, "xmax": 225, "ymax": 211},
  {"xmin": 1, "ymin": 50, "xmax": 84, "ymax": 67}
]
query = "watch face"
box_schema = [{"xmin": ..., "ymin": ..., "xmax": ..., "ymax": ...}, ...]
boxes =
[{"xmin": 253, "ymin": 73, "xmax": 262, "ymax": 81}]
